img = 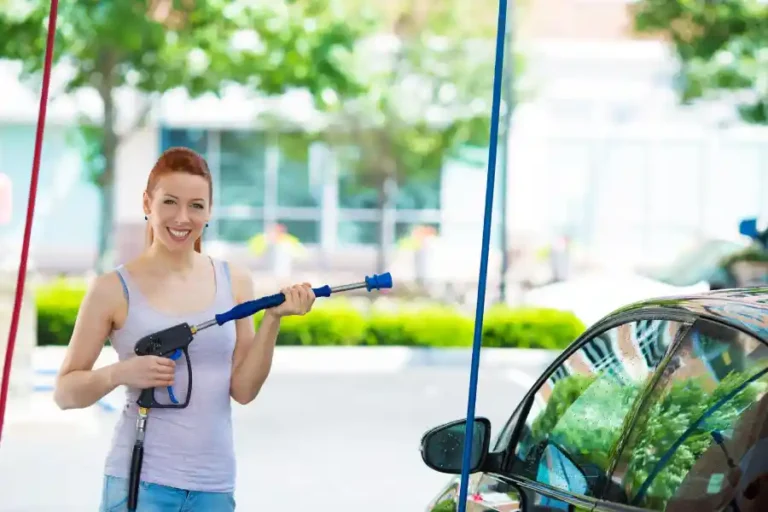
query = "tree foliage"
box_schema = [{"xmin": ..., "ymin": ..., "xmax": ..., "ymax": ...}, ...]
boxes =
[
  {"xmin": 0, "ymin": 0, "xmax": 366, "ymax": 105},
  {"xmin": 632, "ymin": 0, "xmax": 768, "ymax": 124},
  {"xmin": 0, "ymin": 0, "xmax": 369, "ymax": 268},
  {"xmin": 314, "ymin": 0, "xmax": 517, "ymax": 271}
]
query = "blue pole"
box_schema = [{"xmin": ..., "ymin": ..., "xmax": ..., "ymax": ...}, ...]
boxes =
[{"xmin": 456, "ymin": 0, "xmax": 508, "ymax": 509}]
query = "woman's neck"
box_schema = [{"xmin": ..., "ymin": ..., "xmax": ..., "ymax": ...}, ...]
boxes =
[{"xmin": 144, "ymin": 243, "xmax": 197, "ymax": 275}]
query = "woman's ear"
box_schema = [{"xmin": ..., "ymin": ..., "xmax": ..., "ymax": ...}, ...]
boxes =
[{"xmin": 142, "ymin": 191, "xmax": 151, "ymax": 216}]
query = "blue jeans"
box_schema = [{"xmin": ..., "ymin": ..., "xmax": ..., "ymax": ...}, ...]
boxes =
[{"xmin": 100, "ymin": 475, "xmax": 236, "ymax": 512}]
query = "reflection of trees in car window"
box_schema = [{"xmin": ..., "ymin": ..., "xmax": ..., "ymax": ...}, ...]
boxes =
[
  {"xmin": 615, "ymin": 320, "xmax": 768, "ymax": 511},
  {"xmin": 512, "ymin": 320, "xmax": 689, "ymax": 497}
]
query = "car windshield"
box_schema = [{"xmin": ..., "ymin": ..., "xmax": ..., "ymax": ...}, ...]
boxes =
[{"xmin": 639, "ymin": 239, "xmax": 745, "ymax": 287}]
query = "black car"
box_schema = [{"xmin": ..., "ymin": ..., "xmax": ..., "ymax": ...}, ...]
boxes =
[{"xmin": 420, "ymin": 288, "xmax": 768, "ymax": 512}]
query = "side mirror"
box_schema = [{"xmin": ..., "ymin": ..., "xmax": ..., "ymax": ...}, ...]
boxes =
[
  {"xmin": 420, "ymin": 417, "xmax": 492, "ymax": 475},
  {"xmin": 739, "ymin": 218, "xmax": 760, "ymax": 240}
]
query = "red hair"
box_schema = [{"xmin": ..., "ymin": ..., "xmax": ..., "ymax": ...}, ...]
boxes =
[{"xmin": 145, "ymin": 147, "xmax": 213, "ymax": 253}]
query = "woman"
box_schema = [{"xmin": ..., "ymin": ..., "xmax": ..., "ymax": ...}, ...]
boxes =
[{"xmin": 53, "ymin": 147, "xmax": 315, "ymax": 511}]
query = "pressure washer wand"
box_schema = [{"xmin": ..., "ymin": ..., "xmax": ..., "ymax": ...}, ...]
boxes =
[
  {"xmin": 127, "ymin": 272, "xmax": 393, "ymax": 511},
  {"xmin": 193, "ymin": 276, "xmax": 389, "ymax": 333}
]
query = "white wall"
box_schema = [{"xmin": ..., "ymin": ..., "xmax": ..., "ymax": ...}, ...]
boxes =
[{"xmin": 115, "ymin": 126, "xmax": 159, "ymax": 223}]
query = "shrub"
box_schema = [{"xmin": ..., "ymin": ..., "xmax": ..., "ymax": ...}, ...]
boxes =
[
  {"xmin": 33, "ymin": 278, "xmax": 586, "ymax": 349},
  {"xmin": 269, "ymin": 298, "xmax": 367, "ymax": 346},
  {"xmin": 34, "ymin": 277, "xmax": 87, "ymax": 348},
  {"xmin": 483, "ymin": 305, "xmax": 586, "ymax": 350},
  {"xmin": 365, "ymin": 305, "xmax": 475, "ymax": 347}
]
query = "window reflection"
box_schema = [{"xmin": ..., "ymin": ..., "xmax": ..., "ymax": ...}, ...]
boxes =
[
  {"xmin": 219, "ymin": 130, "xmax": 266, "ymax": 208},
  {"xmin": 512, "ymin": 319, "xmax": 688, "ymax": 500},
  {"xmin": 616, "ymin": 319, "xmax": 768, "ymax": 512},
  {"xmin": 338, "ymin": 220, "xmax": 379, "ymax": 245},
  {"xmin": 396, "ymin": 178, "xmax": 441, "ymax": 210},
  {"xmin": 278, "ymin": 219, "xmax": 320, "ymax": 244},
  {"xmin": 216, "ymin": 218, "xmax": 264, "ymax": 244},
  {"xmin": 162, "ymin": 128, "xmax": 207, "ymax": 154},
  {"xmin": 336, "ymin": 146, "xmax": 378, "ymax": 210},
  {"xmin": 276, "ymin": 133, "xmax": 319, "ymax": 208}
]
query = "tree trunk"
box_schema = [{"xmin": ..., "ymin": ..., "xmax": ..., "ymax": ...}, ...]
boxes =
[
  {"xmin": 95, "ymin": 54, "xmax": 118, "ymax": 273},
  {"xmin": 95, "ymin": 168, "xmax": 114, "ymax": 273}
]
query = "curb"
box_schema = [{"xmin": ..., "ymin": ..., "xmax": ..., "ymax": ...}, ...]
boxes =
[
  {"xmin": 30, "ymin": 346, "xmax": 560, "ymax": 413},
  {"xmin": 33, "ymin": 345, "xmax": 559, "ymax": 373}
]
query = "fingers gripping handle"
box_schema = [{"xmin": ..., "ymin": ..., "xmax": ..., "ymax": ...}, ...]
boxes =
[
  {"xmin": 214, "ymin": 286, "xmax": 332, "ymax": 325},
  {"xmin": 136, "ymin": 348, "xmax": 191, "ymax": 409}
]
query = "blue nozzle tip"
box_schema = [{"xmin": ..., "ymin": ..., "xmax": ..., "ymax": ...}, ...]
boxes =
[{"xmin": 365, "ymin": 272, "xmax": 393, "ymax": 291}]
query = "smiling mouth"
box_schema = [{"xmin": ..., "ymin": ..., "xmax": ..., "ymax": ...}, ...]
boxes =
[{"xmin": 167, "ymin": 227, "xmax": 191, "ymax": 242}]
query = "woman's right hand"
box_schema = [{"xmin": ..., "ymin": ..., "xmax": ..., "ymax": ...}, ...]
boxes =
[{"xmin": 112, "ymin": 355, "xmax": 175, "ymax": 389}]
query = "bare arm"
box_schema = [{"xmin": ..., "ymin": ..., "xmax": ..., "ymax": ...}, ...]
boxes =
[
  {"xmin": 228, "ymin": 264, "xmax": 281, "ymax": 405},
  {"xmin": 53, "ymin": 273, "xmax": 126, "ymax": 410}
]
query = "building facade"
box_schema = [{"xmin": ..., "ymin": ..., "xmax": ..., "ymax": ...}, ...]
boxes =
[{"xmin": 2, "ymin": 1, "xmax": 767, "ymax": 275}]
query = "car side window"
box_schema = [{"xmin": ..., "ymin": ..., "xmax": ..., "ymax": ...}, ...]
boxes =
[
  {"xmin": 508, "ymin": 318, "xmax": 690, "ymax": 500},
  {"xmin": 612, "ymin": 318, "xmax": 768, "ymax": 512}
]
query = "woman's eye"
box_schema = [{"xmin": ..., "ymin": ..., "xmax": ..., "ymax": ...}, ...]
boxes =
[
  {"xmin": 163, "ymin": 199, "xmax": 176, "ymax": 205},
  {"xmin": 192, "ymin": 203, "xmax": 204, "ymax": 209}
]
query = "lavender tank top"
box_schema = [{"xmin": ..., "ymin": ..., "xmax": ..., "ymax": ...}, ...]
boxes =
[{"xmin": 103, "ymin": 257, "xmax": 238, "ymax": 492}]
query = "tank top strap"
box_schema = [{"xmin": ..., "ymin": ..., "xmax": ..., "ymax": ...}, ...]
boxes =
[
  {"xmin": 113, "ymin": 265, "xmax": 141, "ymax": 305},
  {"xmin": 211, "ymin": 257, "xmax": 234, "ymax": 304}
]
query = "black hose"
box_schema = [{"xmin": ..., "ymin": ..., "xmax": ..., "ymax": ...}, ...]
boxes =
[{"xmin": 127, "ymin": 442, "xmax": 144, "ymax": 511}]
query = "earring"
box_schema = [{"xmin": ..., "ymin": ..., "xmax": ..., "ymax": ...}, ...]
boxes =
[
  {"xmin": 205, "ymin": 223, "xmax": 209, "ymax": 228},
  {"xmin": 144, "ymin": 215, "xmax": 148, "ymax": 221}
]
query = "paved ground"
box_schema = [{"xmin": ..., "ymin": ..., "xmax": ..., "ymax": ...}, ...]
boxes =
[{"xmin": 0, "ymin": 367, "xmax": 535, "ymax": 512}]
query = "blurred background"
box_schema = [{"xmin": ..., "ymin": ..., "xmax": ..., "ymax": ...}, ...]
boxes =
[{"xmin": 0, "ymin": 0, "xmax": 767, "ymax": 510}]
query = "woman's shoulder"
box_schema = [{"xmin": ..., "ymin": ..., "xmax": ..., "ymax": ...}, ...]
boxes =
[
  {"xmin": 210, "ymin": 256, "xmax": 246, "ymax": 281},
  {"xmin": 83, "ymin": 269, "xmax": 129, "ymax": 307},
  {"xmin": 215, "ymin": 258, "xmax": 253, "ymax": 299}
]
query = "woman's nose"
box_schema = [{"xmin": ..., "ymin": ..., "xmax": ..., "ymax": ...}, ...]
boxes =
[{"xmin": 174, "ymin": 210, "xmax": 190, "ymax": 223}]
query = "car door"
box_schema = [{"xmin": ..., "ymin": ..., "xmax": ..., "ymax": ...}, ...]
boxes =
[
  {"xmin": 486, "ymin": 314, "xmax": 694, "ymax": 512},
  {"xmin": 602, "ymin": 316, "xmax": 768, "ymax": 512}
]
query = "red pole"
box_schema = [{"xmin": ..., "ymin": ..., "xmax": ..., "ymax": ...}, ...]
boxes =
[{"xmin": 0, "ymin": 0, "xmax": 60, "ymax": 443}]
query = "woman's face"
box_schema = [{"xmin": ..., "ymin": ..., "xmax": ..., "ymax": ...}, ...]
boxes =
[{"xmin": 143, "ymin": 172, "xmax": 211, "ymax": 252}]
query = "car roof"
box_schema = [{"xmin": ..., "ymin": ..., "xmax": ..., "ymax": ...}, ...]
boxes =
[{"xmin": 608, "ymin": 287, "xmax": 768, "ymax": 344}]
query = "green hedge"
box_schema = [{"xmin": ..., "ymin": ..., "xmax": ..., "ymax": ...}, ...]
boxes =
[{"xmin": 34, "ymin": 278, "xmax": 586, "ymax": 349}]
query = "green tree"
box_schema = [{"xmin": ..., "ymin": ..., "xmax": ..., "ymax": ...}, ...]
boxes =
[
  {"xmin": 0, "ymin": 0, "xmax": 367, "ymax": 270},
  {"xmin": 632, "ymin": 0, "xmax": 768, "ymax": 124},
  {"xmin": 315, "ymin": 0, "xmax": 524, "ymax": 272}
]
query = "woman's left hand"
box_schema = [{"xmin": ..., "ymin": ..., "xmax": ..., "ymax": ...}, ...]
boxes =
[{"xmin": 268, "ymin": 283, "xmax": 316, "ymax": 318}]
